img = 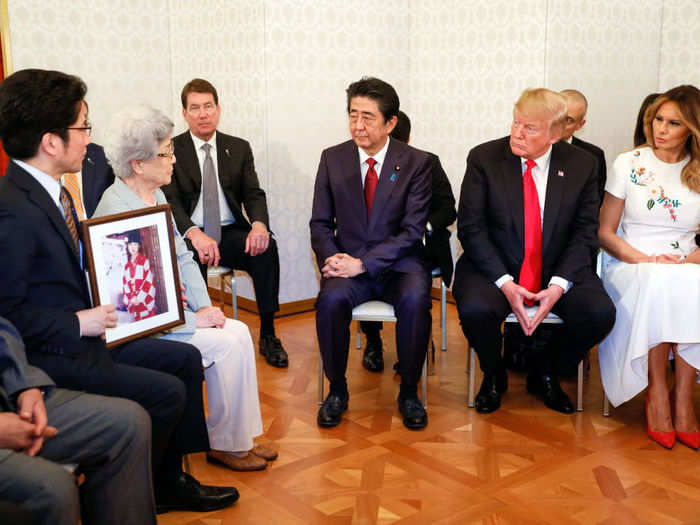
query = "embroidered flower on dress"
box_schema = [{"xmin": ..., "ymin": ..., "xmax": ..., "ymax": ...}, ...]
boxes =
[{"xmin": 630, "ymin": 166, "xmax": 654, "ymax": 186}]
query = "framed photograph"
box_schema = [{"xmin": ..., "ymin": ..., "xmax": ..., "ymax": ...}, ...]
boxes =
[{"xmin": 81, "ymin": 204, "xmax": 185, "ymax": 347}]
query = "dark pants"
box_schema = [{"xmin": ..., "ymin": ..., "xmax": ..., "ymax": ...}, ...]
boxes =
[
  {"xmin": 29, "ymin": 338, "xmax": 209, "ymax": 483},
  {"xmin": 316, "ymin": 270, "xmax": 432, "ymax": 388},
  {"xmin": 187, "ymin": 224, "xmax": 280, "ymax": 314},
  {"xmin": 452, "ymin": 260, "xmax": 616, "ymax": 376}
]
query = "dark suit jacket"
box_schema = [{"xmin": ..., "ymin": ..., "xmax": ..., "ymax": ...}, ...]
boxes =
[
  {"xmin": 571, "ymin": 136, "xmax": 606, "ymax": 205},
  {"xmin": 457, "ymin": 137, "xmax": 600, "ymax": 286},
  {"xmin": 82, "ymin": 142, "xmax": 115, "ymax": 218},
  {"xmin": 310, "ymin": 139, "xmax": 432, "ymax": 277},
  {"xmin": 0, "ymin": 162, "xmax": 108, "ymax": 368},
  {"xmin": 163, "ymin": 131, "xmax": 270, "ymax": 235},
  {"xmin": 424, "ymin": 152, "xmax": 456, "ymax": 285}
]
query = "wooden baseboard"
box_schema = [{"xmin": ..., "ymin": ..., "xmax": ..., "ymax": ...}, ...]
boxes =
[{"xmin": 209, "ymin": 285, "xmax": 453, "ymax": 317}]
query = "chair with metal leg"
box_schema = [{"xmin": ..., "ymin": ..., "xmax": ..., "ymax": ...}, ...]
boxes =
[
  {"xmin": 467, "ymin": 307, "xmax": 586, "ymax": 412},
  {"xmin": 320, "ymin": 300, "xmax": 429, "ymax": 407},
  {"xmin": 207, "ymin": 266, "xmax": 237, "ymax": 319}
]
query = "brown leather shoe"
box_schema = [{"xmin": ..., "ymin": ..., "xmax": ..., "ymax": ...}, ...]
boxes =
[
  {"xmin": 251, "ymin": 443, "xmax": 278, "ymax": 461},
  {"xmin": 206, "ymin": 450, "xmax": 267, "ymax": 471}
]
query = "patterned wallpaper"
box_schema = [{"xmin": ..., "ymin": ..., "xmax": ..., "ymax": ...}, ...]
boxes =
[{"xmin": 6, "ymin": 0, "xmax": 700, "ymax": 304}]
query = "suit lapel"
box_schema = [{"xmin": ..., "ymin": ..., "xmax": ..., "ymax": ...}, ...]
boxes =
[
  {"xmin": 340, "ymin": 141, "xmax": 368, "ymax": 230},
  {"xmin": 542, "ymin": 143, "xmax": 565, "ymax": 254},
  {"xmin": 215, "ymin": 134, "xmax": 243, "ymax": 217},
  {"xmin": 501, "ymin": 148, "xmax": 525, "ymax": 250},
  {"xmin": 10, "ymin": 164, "xmax": 82, "ymax": 266},
  {"xmin": 368, "ymin": 140, "xmax": 402, "ymax": 231},
  {"xmin": 181, "ymin": 132, "xmax": 203, "ymax": 190},
  {"xmin": 80, "ymin": 154, "xmax": 95, "ymax": 212}
]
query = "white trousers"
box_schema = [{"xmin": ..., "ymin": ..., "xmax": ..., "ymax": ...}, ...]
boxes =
[{"xmin": 162, "ymin": 319, "xmax": 263, "ymax": 451}]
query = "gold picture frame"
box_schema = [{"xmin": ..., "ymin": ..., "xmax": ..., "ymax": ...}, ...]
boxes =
[{"xmin": 0, "ymin": 0, "xmax": 12, "ymax": 76}]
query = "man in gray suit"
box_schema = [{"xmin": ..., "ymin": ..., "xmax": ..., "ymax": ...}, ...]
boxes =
[{"xmin": 0, "ymin": 315, "xmax": 156, "ymax": 525}]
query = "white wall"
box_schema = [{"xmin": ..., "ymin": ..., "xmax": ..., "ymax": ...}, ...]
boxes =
[{"xmin": 6, "ymin": 0, "xmax": 699, "ymax": 303}]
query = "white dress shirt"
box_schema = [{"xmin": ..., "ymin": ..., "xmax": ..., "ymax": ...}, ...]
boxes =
[{"xmin": 357, "ymin": 136, "xmax": 391, "ymax": 185}]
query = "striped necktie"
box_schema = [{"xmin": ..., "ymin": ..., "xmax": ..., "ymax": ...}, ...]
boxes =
[
  {"xmin": 59, "ymin": 187, "xmax": 80, "ymax": 255},
  {"xmin": 63, "ymin": 172, "xmax": 86, "ymax": 221}
]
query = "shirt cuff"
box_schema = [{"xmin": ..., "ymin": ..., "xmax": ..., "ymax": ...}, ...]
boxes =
[
  {"xmin": 184, "ymin": 225, "xmax": 200, "ymax": 239},
  {"xmin": 548, "ymin": 276, "xmax": 571, "ymax": 293},
  {"xmin": 494, "ymin": 274, "xmax": 514, "ymax": 288}
]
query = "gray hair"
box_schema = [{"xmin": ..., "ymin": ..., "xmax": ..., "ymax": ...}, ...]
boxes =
[{"xmin": 104, "ymin": 105, "xmax": 174, "ymax": 179}]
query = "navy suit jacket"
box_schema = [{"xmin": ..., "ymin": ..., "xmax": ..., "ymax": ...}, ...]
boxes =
[
  {"xmin": 82, "ymin": 143, "xmax": 115, "ymax": 218},
  {"xmin": 163, "ymin": 131, "xmax": 270, "ymax": 234},
  {"xmin": 457, "ymin": 137, "xmax": 600, "ymax": 286},
  {"xmin": 571, "ymin": 135, "xmax": 606, "ymax": 206},
  {"xmin": 424, "ymin": 152, "xmax": 456, "ymax": 285},
  {"xmin": 310, "ymin": 138, "xmax": 432, "ymax": 277},
  {"xmin": 0, "ymin": 161, "xmax": 106, "ymax": 367}
]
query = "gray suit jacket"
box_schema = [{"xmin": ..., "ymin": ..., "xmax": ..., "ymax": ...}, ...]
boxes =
[
  {"xmin": 0, "ymin": 316, "xmax": 55, "ymax": 461},
  {"xmin": 94, "ymin": 178, "xmax": 211, "ymax": 335}
]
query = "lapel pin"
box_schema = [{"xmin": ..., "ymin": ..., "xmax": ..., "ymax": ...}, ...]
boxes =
[
  {"xmin": 394, "ymin": 165, "xmax": 400, "ymax": 171},
  {"xmin": 225, "ymin": 148, "xmax": 231, "ymax": 157},
  {"xmin": 390, "ymin": 173, "xmax": 397, "ymax": 182},
  {"xmin": 557, "ymin": 170, "xmax": 564, "ymax": 177}
]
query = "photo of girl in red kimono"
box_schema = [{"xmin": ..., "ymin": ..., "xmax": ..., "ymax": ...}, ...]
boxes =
[{"xmin": 122, "ymin": 230, "xmax": 156, "ymax": 321}]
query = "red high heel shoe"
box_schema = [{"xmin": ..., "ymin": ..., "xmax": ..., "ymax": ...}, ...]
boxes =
[
  {"xmin": 646, "ymin": 395, "xmax": 675, "ymax": 449},
  {"xmin": 676, "ymin": 430, "xmax": 700, "ymax": 450},
  {"xmin": 669, "ymin": 392, "xmax": 700, "ymax": 450}
]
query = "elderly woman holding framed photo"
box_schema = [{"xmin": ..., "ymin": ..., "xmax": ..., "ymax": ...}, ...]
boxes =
[{"xmin": 95, "ymin": 105, "xmax": 277, "ymax": 471}]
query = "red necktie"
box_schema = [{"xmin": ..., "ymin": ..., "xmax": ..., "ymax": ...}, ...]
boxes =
[
  {"xmin": 364, "ymin": 158, "xmax": 378, "ymax": 219},
  {"xmin": 519, "ymin": 159, "xmax": 542, "ymax": 305}
]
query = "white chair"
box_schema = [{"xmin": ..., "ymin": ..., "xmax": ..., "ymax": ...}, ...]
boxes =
[
  {"xmin": 207, "ymin": 266, "xmax": 237, "ymax": 319},
  {"xmin": 319, "ymin": 300, "xmax": 428, "ymax": 407},
  {"xmin": 467, "ymin": 307, "xmax": 586, "ymax": 412}
]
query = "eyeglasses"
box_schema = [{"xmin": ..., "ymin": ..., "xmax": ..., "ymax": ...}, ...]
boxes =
[
  {"xmin": 66, "ymin": 123, "xmax": 92, "ymax": 136},
  {"xmin": 156, "ymin": 142, "xmax": 175, "ymax": 158}
]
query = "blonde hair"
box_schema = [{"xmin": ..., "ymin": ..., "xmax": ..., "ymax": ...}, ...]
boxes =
[
  {"xmin": 643, "ymin": 85, "xmax": 700, "ymax": 193},
  {"xmin": 514, "ymin": 88, "xmax": 568, "ymax": 134}
]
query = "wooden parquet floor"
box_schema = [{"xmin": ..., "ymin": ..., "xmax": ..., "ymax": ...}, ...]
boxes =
[{"xmin": 158, "ymin": 301, "xmax": 700, "ymax": 525}]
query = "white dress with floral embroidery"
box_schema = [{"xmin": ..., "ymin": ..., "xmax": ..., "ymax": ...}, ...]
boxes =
[{"xmin": 598, "ymin": 147, "xmax": 700, "ymax": 407}]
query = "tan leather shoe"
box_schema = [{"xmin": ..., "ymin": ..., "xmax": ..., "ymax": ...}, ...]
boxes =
[
  {"xmin": 206, "ymin": 450, "xmax": 267, "ymax": 471},
  {"xmin": 251, "ymin": 443, "xmax": 278, "ymax": 461}
]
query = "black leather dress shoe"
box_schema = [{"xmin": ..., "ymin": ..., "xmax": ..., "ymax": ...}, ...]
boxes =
[
  {"xmin": 362, "ymin": 339, "xmax": 384, "ymax": 372},
  {"xmin": 526, "ymin": 373, "xmax": 574, "ymax": 414},
  {"xmin": 398, "ymin": 395, "xmax": 428, "ymax": 430},
  {"xmin": 475, "ymin": 369, "xmax": 508, "ymax": 414},
  {"xmin": 155, "ymin": 472, "xmax": 239, "ymax": 514},
  {"xmin": 317, "ymin": 393, "xmax": 348, "ymax": 427},
  {"xmin": 259, "ymin": 335, "xmax": 289, "ymax": 368}
]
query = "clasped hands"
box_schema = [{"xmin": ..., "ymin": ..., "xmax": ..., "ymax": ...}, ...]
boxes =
[
  {"xmin": 501, "ymin": 280, "xmax": 564, "ymax": 336},
  {"xmin": 646, "ymin": 253, "xmax": 682, "ymax": 264},
  {"xmin": 321, "ymin": 253, "xmax": 364, "ymax": 279},
  {"xmin": 188, "ymin": 221, "xmax": 270, "ymax": 267},
  {"xmin": 0, "ymin": 388, "xmax": 57, "ymax": 456}
]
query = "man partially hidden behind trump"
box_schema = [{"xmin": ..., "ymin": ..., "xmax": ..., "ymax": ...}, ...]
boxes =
[
  {"xmin": 453, "ymin": 88, "xmax": 616, "ymax": 414},
  {"xmin": 310, "ymin": 77, "xmax": 433, "ymax": 430}
]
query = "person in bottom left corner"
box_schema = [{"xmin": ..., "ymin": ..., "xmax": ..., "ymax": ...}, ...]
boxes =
[{"xmin": 0, "ymin": 314, "xmax": 156, "ymax": 525}]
